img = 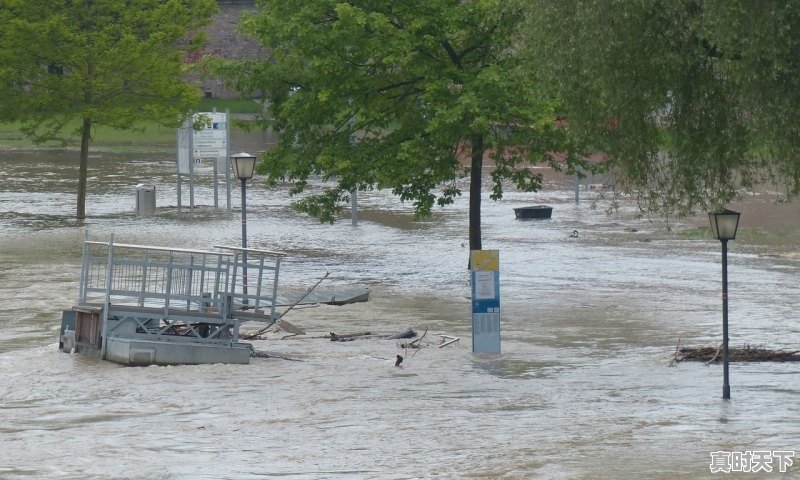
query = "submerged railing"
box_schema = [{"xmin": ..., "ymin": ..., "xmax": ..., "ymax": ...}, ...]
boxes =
[{"xmin": 75, "ymin": 231, "xmax": 286, "ymax": 356}]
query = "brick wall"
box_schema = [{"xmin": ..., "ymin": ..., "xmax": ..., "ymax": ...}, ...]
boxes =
[{"xmin": 193, "ymin": 1, "xmax": 264, "ymax": 99}]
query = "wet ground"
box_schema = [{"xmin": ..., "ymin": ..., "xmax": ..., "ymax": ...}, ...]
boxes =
[{"xmin": 0, "ymin": 149, "xmax": 798, "ymax": 479}]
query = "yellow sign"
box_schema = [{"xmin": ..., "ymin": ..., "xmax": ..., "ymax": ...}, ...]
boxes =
[{"xmin": 470, "ymin": 250, "xmax": 499, "ymax": 271}]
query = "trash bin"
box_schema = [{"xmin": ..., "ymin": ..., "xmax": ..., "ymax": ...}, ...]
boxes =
[{"xmin": 135, "ymin": 184, "xmax": 156, "ymax": 217}]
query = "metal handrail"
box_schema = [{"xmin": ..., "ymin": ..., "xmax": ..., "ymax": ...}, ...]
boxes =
[{"xmin": 78, "ymin": 235, "xmax": 283, "ymax": 323}]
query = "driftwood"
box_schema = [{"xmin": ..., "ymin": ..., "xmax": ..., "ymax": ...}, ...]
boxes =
[
  {"xmin": 672, "ymin": 343, "xmax": 800, "ymax": 364},
  {"xmin": 240, "ymin": 325, "xmax": 275, "ymax": 340},
  {"xmin": 330, "ymin": 327, "xmax": 416, "ymax": 342},
  {"xmin": 398, "ymin": 328, "xmax": 428, "ymax": 349},
  {"xmin": 240, "ymin": 270, "xmax": 329, "ymax": 340},
  {"xmin": 250, "ymin": 350, "xmax": 304, "ymax": 361}
]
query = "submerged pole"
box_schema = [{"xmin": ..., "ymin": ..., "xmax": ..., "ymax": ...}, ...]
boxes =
[
  {"xmin": 241, "ymin": 177, "xmax": 248, "ymax": 306},
  {"xmin": 721, "ymin": 239, "xmax": 730, "ymax": 400}
]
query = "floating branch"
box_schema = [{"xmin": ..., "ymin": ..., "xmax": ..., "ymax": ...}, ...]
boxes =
[
  {"xmin": 398, "ymin": 328, "xmax": 428, "ymax": 349},
  {"xmin": 672, "ymin": 343, "xmax": 800, "ymax": 364},
  {"xmin": 240, "ymin": 325, "xmax": 275, "ymax": 340},
  {"xmin": 250, "ymin": 350, "xmax": 303, "ymax": 361},
  {"xmin": 241, "ymin": 270, "xmax": 329, "ymax": 340},
  {"xmin": 329, "ymin": 327, "xmax": 416, "ymax": 342}
]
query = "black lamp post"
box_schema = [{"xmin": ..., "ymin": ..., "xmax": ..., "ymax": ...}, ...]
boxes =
[
  {"xmin": 231, "ymin": 152, "xmax": 257, "ymax": 305},
  {"xmin": 708, "ymin": 208, "xmax": 741, "ymax": 400}
]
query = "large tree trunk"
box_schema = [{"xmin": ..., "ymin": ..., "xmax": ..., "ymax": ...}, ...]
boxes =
[
  {"xmin": 469, "ymin": 134, "xmax": 484, "ymax": 254},
  {"xmin": 77, "ymin": 117, "xmax": 91, "ymax": 219}
]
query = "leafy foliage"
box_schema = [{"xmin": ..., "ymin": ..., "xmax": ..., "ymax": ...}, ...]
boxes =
[
  {"xmin": 215, "ymin": 0, "xmax": 583, "ymax": 238},
  {"xmin": 529, "ymin": 0, "xmax": 800, "ymax": 215},
  {"xmin": 0, "ymin": 0, "xmax": 218, "ymax": 218}
]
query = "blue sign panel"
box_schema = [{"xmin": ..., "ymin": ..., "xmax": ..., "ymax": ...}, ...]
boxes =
[{"xmin": 471, "ymin": 251, "xmax": 500, "ymax": 353}]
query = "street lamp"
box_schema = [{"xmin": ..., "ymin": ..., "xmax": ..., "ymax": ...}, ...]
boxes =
[
  {"xmin": 708, "ymin": 208, "xmax": 741, "ymax": 400},
  {"xmin": 231, "ymin": 152, "xmax": 257, "ymax": 306}
]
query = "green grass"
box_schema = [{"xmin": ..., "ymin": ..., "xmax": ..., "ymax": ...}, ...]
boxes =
[
  {"xmin": 197, "ymin": 98, "xmax": 263, "ymax": 114},
  {"xmin": 0, "ymin": 98, "xmax": 263, "ymax": 152},
  {"xmin": 673, "ymin": 227, "xmax": 713, "ymax": 239},
  {"xmin": 0, "ymin": 121, "xmax": 177, "ymax": 151},
  {"xmin": 673, "ymin": 227, "xmax": 769, "ymax": 242}
]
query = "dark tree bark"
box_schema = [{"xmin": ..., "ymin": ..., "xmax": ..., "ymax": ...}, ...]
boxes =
[
  {"xmin": 77, "ymin": 117, "xmax": 91, "ymax": 220},
  {"xmin": 469, "ymin": 134, "xmax": 484, "ymax": 255}
]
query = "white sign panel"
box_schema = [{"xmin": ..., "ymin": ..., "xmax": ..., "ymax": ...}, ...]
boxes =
[
  {"xmin": 192, "ymin": 112, "xmax": 228, "ymax": 158},
  {"xmin": 177, "ymin": 126, "xmax": 192, "ymax": 174},
  {"xmin": 474, "ymin": 271, "xmax": 497, "ymax": 300}
]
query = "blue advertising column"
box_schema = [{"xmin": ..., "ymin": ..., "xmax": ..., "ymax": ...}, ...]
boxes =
[{"xmin": 471, "ymin": 250, "xmax": 500, "ymax": 353}]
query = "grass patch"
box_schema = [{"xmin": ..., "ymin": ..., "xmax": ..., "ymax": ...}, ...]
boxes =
[
  {"xmin": 93, "ymin": 123, "xmax": 177, "ymax": 149},
  {"xmin": 673, "ymin": 227, "xmax": 712, "ymax": 239},
  {"xmin": 197, "ymin": 98, "xmax": 263, "ymax": 114},
  {"xmin": 0, "ymin": 99, "xmax": 263, "ymax": 151},
  {"xmin": 0, "ymin": 97, "xmax": 263, "ymax": 150},
  {"xmin": 673, "ymin": 227, "xmax": 769, "ymax": 242},
  {"xmin": 0, "ymin": 121, "xmax": 177, "ymax": 151}
]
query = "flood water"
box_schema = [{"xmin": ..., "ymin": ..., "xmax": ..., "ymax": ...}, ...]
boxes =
[{"xmin": 1, "ymin": 148, "xmax": 798, "ymax": 479}]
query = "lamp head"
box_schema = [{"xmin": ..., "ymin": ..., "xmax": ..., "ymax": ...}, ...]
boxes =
[
  {"xmin": 708, "ymin": 209, "xmax": 741, "ymax": 241},
  {"xmin": 230, "ymin": 152, "xmax": 257, "ymax": 181}
]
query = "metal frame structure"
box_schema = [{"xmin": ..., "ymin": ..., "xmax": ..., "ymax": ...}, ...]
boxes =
[{"xmin": 61, "ymin": 231, "xmax": 286, "ymax": 365}]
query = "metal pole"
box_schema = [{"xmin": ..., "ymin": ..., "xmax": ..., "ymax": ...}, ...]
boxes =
[
  {"xmin": 226, "ymin": 109, "xmax": 232, "ymax": 210},
  {"xmin": 189, "ymin": 154, "xmax": 195, "ymax": 210},
  {"xmin": 100, "ymin": 233, "xmax": 114, "ymax": 360},
  {"xmin": 241, "ymin": 178, "xmax": 248, "ymax": 306},
  {"xmin": 721, "ymin": 239, "xmax": 731, "ymax": 399},
  {"xmin": 212, "ymin": 107, "xmax": 219, "ymax": 209},
  {"xmin": 213, "ymin": 160, "xmax": 219, "ymax": 209},
  {"xmin": 351, "ymin": 189, "xmax": 358, "ymax": 226},
  {"xmin": 188, "ymin": 113, "xmax": 195, "ymax": 211},
  {"xmin": 177, "ymin": 123, "xmax": 182, "ymax": 212}
]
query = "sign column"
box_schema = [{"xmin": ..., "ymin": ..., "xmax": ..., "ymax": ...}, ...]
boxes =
[
  {"xmin": 471, "ymin": 250, "xmax": 500, "ymax": 353},
  {"xmin": 192, "ymin": 112, "xmax": 229, "ymax": 209}
]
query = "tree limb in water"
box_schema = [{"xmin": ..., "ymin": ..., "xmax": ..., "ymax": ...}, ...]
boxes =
[{"xmin": 329, "ymin": 327, "xmax": 416, "ymax": 342}]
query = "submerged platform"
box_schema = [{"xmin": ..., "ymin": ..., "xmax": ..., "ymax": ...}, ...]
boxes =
[{"xmin": 58, "ymin": 232, "xmax": 367, "ymax": 366}]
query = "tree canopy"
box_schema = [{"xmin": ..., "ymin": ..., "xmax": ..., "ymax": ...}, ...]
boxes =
[
  {"xmin": 0, "ymin": 0, "xmax": 218, "ymax": 219},
  {"xmin": 218, "ymin": 0, "xmax": 583, "ymax": 251},
  {"xmin": 529, "ymin": 0, "xmax": 800, "ymax": 216}
]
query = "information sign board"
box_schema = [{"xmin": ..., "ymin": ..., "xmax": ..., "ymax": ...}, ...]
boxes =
[
  {"xmin": 471, "ymin": 250, "xmax": 500, "ymax": 353},
  {"xmin": 192, "ymin": 112, "xmax": 228, "ymax": 158}
]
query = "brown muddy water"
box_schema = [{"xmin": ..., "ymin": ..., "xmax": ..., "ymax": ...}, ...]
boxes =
[{"xmin": 0, "ymin": 149, "xmax": 798, "ymax": 479}]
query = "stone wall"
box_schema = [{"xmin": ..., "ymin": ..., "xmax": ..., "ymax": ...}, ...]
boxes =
[{"xmin": 191, "ymin": 0, "xmax": 264, "ymax": 99}]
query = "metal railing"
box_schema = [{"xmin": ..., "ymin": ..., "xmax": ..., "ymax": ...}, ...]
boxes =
[
  {"xmin": 214, "ymin": 245, "xmax": 285, "ymax": 320},
  {"xmin": 76, "ymin": 231, "xmax": 286, "ymax": 355},
  {"xmin": 80, "ymin": 240, "xmax": 233, "ymax": 315}
]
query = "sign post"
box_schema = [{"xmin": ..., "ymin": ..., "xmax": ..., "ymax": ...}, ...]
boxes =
[
  {"xmin": 470, "ymin": 250, "xmax": 500, "ymax": 353},
  {"xmin": 176, "ymin": 118, "xmax": 194, "ymax": 212},
  {"xmin": 176, "ymin": 112, "xmax": 230, "ymax": 211},
  {"xmin": 193, "ymin": 111, "xmax": 229, "ymax": 210},
  {"xmin": 192, "ymin": 112, "xmax": 228, "ymax": 159}
]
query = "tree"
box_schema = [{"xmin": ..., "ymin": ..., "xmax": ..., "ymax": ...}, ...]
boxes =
[
  {"xmin": 528, "ymin": 0, "xmax": 800, "ymax": 216},
  {"xmin": 0, "ymin": 0, "xmax": 218, "ymax": 219},
  {"xmin": 216, "ymin": 0, "xmax": 583, "ymax": 252}
]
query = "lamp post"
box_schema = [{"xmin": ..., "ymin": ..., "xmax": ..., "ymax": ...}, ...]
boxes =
[
  {"xmin": 231, "ymin": 152, "xmax": 257, "ymax": 306},
  {"xmin": 708, "ymin": 208, "xmax": 741, "ymax": 400}
]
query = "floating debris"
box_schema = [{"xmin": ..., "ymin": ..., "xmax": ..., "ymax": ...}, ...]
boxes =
[
  {"xmin": 438, "ymin": 334, "xmax": 460, "ymax": 348},
  {"xmin": 329, "ymin": 327, "xmax": 416, "ymax": 342},
  {"xmin": 671, "ymin": 343, "xmax": 800, "ymax": 365}
]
